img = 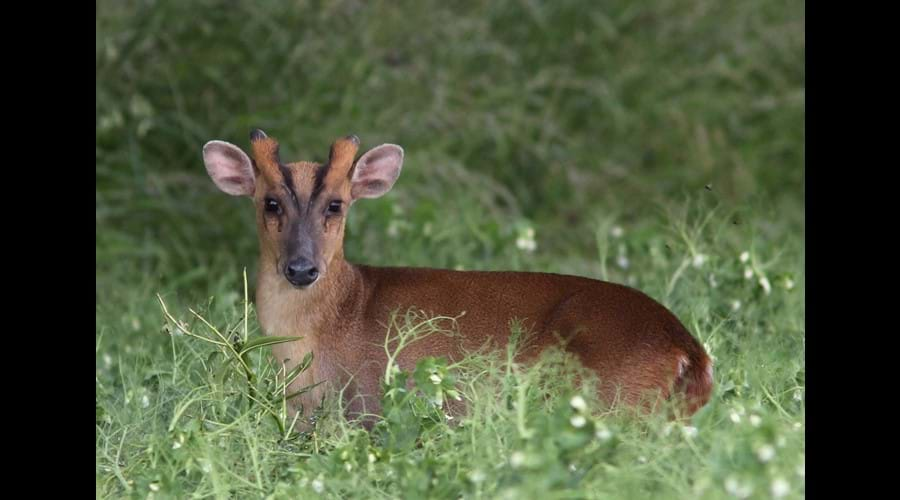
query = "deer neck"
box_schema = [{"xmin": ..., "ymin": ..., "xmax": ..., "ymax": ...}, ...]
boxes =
[{"xmin": 255, "ymin": 251, "xmax": 361, "ymax": 340}]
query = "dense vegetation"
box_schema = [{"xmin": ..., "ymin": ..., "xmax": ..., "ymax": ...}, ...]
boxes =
[{"xmin": 96, "ymin": 1, "xmax": 804, "ymax": 498}]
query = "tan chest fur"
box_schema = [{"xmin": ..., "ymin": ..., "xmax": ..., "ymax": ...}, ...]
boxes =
[{"xmin": 256, "ymin": 275, "xmax": 335, "ymax": 420}]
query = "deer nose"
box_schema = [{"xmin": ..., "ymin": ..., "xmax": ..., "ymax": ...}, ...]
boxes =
[{"xmin": 284, "ymin": 258, "xmax": 319, "ymax": 287}]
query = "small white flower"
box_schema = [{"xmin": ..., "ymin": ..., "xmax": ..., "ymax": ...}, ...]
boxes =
[
  {"xmin": 149, "ymin": 483, "xmax": 160, "ymax": 492},
  {"xmin": 749, "ymin": 415, "xmax": 761, "ymax": 427},
  {"xmin": 610, "ymin": 226, "xmax": 624, "ymax": 238},
  {"xmin": 756, "ymin": 444, "xmax": 776, "ymax": 462},
  {"xmin": 311, "ymin": 476, "xmax": 325, "ymax": 494},
  {"xmin": 569, "ymin": 395, "xmax": 587, "ymax": 412},
  {"xmin": 759, "ymin": 277, "xmax": 771, "ymax": 295},
  {"xmin": 516, "ymin": 226, "xmax": 537, "ymax": 252},
  {"xmin": 638, "ymin": 456, "xmax": 647, "ymax": 464},
  {"xmin": 771, "ymin": 478, "xmax": 790, "ymax": 498},
  {"xmin": 729, "ymin": 411, "xmax": 742, "ymax": 424},
  {"xmin": 344, "ymin": 463, "xmax": 353, "ymax": 472},
  {"xmin": 141, "ymin": 395, "xmax": 150, "ymax": 408},
  {"xmin": 172, "ymin": 441, "xmax": 182, "ymax": 450},
  {"xmin": 793, "ymin": 422, "xmax": 802, "ymax": 431},
  {"xmin": 429, "ymin": 373, "xmax": 442, "ymax": 384},
  {"xmin": 743, "ymin": 267, "xmax": 754, "ymax": 280},
  {"xmin": 731, "ymin": 300, "xmax": 742, "ymax": 311},
  {"xmin": 510, "ymin": 451, "xmax": 526, "ymax": 468},
  {"xmin": 200, "ymin": 459, "xmax": 211, "ymax": 473},
  {"xmin": 103, "ymin": 354, "xmax": 112, "ymax": 368},
  {"xmin": 616, "ymin": 255, "xmax": 630, "ymax": 270},
  {"xmin": 793, "ymin": 389, "xmax": 803, "ymax": 402},
  {"xmin": 595, "ymin": 427, "xmax": 612, "ymax": 441},
  {"xmin": 662, "ymin": 422, "xmax": 674, "ymax": 437},
  {"xmin": 692, "ymin": 253, "xmax": 707, "ymax": 268},
  {"xmin": 784, "ymin": 278, "xmax": 795, "ymax": 290},
  {"xmin": 739, "ymin": 251, "xmax": 750, "ymax": 263},
  {"xmin": 681, "ymin": 426, "xmax": 698, "ymax": 439},
  {"xmin": 468, "ymin": 470, "xmax": 486, "ymax": 483},
  {"xmin": 516, "ymin": 237, "xmax": 537, "ymax": 252},
  {"xmin": 570, "ymin": 415, "xmax": 587, "ymax": 428},
  {"xmin": 724, "ymin": 477, "xmax": 753, "ymax": 499},
  {"xmin": 368, "ymin": 453, "xmax": 376, "ymax": 463},
  {"xmin": 387, "ymin": 220, "xmax": 401, "ymax": 238}
]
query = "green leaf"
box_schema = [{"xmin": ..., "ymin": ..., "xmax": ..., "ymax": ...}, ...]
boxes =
[
  {"xmin": 205, "ymin": 351, "xmax": 221, "ymax": 370},
  {"xmin": 238, "ymin": 336, "xmax": 302, "ymax": 356},
  {"xmin": 285, "ymin": 380, "xmax": 324, "ymax": 401},
  {"xmin": 215, "ymin": 359, "xmax": 233, "ymax": 385},
  {"xmin": 284, "ymin": 352, "xmax": 314, "ymax": 386}
]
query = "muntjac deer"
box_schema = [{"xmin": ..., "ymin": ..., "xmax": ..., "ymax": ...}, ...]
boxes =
[{"xmin": 202, "ymin": 130, "xmax": 713, "ymax": 425}]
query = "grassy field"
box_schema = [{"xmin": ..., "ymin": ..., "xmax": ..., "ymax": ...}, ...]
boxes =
[{"xmin": 96, "ymin": 0, "xmax": 804, "ymax": 498}]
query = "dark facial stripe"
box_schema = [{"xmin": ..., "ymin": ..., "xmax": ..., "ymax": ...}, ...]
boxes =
[
  {"xmin": 310, "ymin": 161, "xmax": 331, "ymax": 205},
  {"xmin": 278, "ymin": 164, "xmax": 301, "ymax": 212}
]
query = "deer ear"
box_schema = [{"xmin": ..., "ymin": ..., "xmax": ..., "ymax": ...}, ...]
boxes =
[
  {"xmin": 350, "ymin": 144, "xmax": 404, "ymax": 200},
  {"xmin": 202, "ymin": 140, "xmax": 255, "ymax": 196}
]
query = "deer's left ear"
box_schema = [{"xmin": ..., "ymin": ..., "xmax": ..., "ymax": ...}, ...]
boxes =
[{"xmin": 350, "ymin": 144, "xmax": 404, "ymax": 200}]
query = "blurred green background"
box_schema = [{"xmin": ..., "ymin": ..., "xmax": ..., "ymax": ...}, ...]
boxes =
[
  {"xmin": 97, "ymin": 0, "xmax": 803, "ymax": 497},
  {"xmin": 96, "ymin": 0, "xmax": 803, "ymax": 297}
]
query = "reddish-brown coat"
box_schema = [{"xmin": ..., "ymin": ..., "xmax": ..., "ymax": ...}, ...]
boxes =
[
  {"xmin": 260, "ymin": 261, "xmax": 713, "ymax": 422},
  {"xmin": 204, "ymin": 132, "xmax": 713, "ymax": 427}
]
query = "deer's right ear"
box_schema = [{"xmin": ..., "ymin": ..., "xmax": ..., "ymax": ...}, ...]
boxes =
[{"xmin": 202, "ymin": 140, "xmax": 256, "ymax": 196}]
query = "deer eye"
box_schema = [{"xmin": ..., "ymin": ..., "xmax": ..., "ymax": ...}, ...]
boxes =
[
  {"xmin": 327, "ymin": 200, "xmax": 342, "ymax": 215},
  {"xmin": 264, "ymin": 198, "xmax": 281, "ymax": 214}
]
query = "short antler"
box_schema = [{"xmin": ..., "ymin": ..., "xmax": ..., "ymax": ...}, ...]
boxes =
[
  {"xmin": 249, "ymin": 128, "xmax": 284, "ymax": 184},
  {"xmin": 328, "ymin": 134, "xmax": 361, "ymax": 179}
]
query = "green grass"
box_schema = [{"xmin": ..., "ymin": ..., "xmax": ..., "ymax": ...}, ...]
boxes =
[{"xmin": 96, "ymin": 0, "xmax": 804, "ymax": 498}]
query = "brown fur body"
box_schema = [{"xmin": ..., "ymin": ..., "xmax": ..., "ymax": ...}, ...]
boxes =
[
  {"xmin": 259, "ymin": 258, "xmax": 713, "ymax": 422},
  {"xmin": 202, "ymin": 131, "xmax": 713, "ymax": 427}
]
